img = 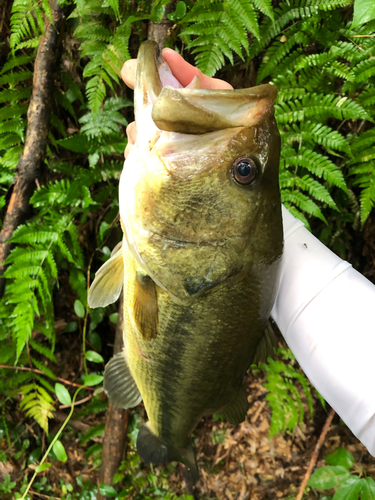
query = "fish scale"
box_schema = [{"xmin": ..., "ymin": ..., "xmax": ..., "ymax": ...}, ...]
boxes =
[{"xmin": 88, "ymin": 41, "xmax": 283, "ymax": 477}]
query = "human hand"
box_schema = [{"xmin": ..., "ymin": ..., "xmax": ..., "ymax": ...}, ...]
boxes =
[{"xmin": 121, "ymin": 48, "xmax": 233, "ymax": 158}]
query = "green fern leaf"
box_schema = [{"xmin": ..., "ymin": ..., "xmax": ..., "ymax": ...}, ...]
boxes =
[
  {"xmin": 34, "ymin": 373, "xmax": 55, "ymax": 393},
  {"xmin": 86, "ymin": 74, "xmax": 107, "ymax": 115},
  {"xmin": 31, "ymin": 357, "xmax": 57, "ymax": 380},
  {"xmin": 9, "ymin": 225, "xmax": 59, "ymax": 245},
  {"xmin": 250, "ymin": 0, "xmax": 274, "ymax": 20},
  {"xmin": 15, "ymin": 37, "xmax": 41, "ymax": 50},
  {"xmin": 281, "ymin": 147, "xmax": 347, "ymax": 191},
  {"xmin": 10, "ymin": 0, "xmax": 49, "ymax": 51},
  {"xmin": 29, "ymin": 338, "xmax": 56, "ymax": 363},
  {"xmin": 282, "ymin": 122, "xmax": 350, "ymax": 153},
  {"xmin": 20, "ymin": 383, "xmax": 54, "ymax": 432},
  {"xmin": 75, "ymin": 21, "xmax": 113, "ymax": 43},
  {"xmin": 282, "ymin": 189, "xmax": 327, "ymax": 223},
  {"xmin": 0, "ymin": 54, "xmax": 34, "ymax": 74},
  {"xmin": 0, "ymin": 87, "xmax": 31, "ymax": 104},
  {"xmin": 226, "ymin": 0, "xmax": 259, "ymax": 40},
  {"xmin": 0, "ymin": 70, "xmax": 33, "ymax": 88},
  {"xmin": 0, "ymin": 103, "xmax": 28, "ymax": 122}
]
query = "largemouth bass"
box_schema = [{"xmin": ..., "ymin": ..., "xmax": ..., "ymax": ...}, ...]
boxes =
[{"xmin": 88, "ymin": 41, "xmax": 283, "ymax": 477}]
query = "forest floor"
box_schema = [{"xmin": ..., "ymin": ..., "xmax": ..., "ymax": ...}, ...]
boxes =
[{"xmin": 2, "ymin": 346, "xmax": 374, "ymax": 500}]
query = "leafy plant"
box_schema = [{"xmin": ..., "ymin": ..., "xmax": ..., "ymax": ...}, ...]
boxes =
[
  {"xmin": 254, "ymin": 348, "xmax": 323, "ymax": 437},
  {"xmin": 308, "ymin": 447, "xmax": 375, "ymax": 499}
]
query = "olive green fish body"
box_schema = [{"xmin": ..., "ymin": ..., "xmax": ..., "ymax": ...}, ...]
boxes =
[{"xmin": 124, "ymin": 243, "xmax": 280, "ymax": 448}]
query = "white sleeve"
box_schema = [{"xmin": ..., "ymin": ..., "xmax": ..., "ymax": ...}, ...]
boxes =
[{"xmin": 271, "ymin": 205, "xmax": 375, "ymax": 456}]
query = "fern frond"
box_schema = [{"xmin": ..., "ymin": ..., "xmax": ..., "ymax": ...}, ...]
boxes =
[
  {"xmin": 250, "ymin": 0, "xmax": 274, "ymax": 20},
  {"xmin": 282, "ymin": 189, "xmax": 326, "ymax": 223},
  {"xmin": 0, "ymin": 103, "xmax": 28, "ymax": 122},
  {"xmin": 14, "ymin": 37, "xmax": 41, "ymax": 51},
  {"xmin": 0, "ymin": 54, "xmax": 34, "ymax": 74},
  {"xmin": 352, "ymin": 58, "xmax": 375, "ymax": 84},
  {"xmin": 29, "ymin": 338, "xmax": 57, "ymax": 363},
  {"xmin": 0, "ymin": 87, "xmax": 31, "ymax": 104},
  {"xmin": 283, "ymin": 122, "xmax": 350, "ymax": 153},
  {"xmin": 0, "ymin": 70, "xmax": 33, "ymax": 86},
  {"xmin": 9, "ymin": 224, "xmax": 59, "ymax": 245},
  {"xmin": 31, "ymin": 357, "xmax": 57, "ymax": 380},
  {"xmin": 20, "ymin": 383, "xmax": 54, "ymax": 432},
  {"xmin": 281, "ymin": 147, "xmax": 347, "ymax": 191},
  {"xmin": 226, "ymin": 0, "xmax": 259, "ymax": 41},
  {"xmin": 75, "ymin": 21, "xmax": 113, "ymax": 43},
  {"xmin": 85, "ymin": 74, "xmax": 107, "ymax": 116},
  {"xmin": 10, "ymin": 0, "xmax": 50, "ymax": 51},
  {"xmin": 181, "ymin": 0, "xmax": 262, "ymax": 76},
  {"xmin": 0, "ymin": 133, "xmax": 23, "ymax": 150},
  {"xmin": 276, "ymin": 94, "xmax": 371, "ymax": 125},
  {"xmin": 34, "ymin": 373, "xmax": 55, "ymax": 393}
]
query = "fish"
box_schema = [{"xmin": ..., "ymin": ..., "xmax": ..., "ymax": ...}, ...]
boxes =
[{"xmin": 88, "ymin": 40, "xmax": 283, "ymax": 478}]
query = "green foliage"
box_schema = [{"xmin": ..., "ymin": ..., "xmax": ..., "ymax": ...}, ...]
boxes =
[
  {"xmin": 252, "ymin": 2, "xmax": 375, "ymax": 227},
  {"xmin": 72, "ymin": 1, "xmax": 132, "ymax": 114},
  {"xmin": 180, "ymin": 0, "xmax": 274, "ymax": 77},
  {"xmin": 0, "ymin": 0, "xmax": 131, "ymax": 437},
  {"xmin": 19, "ymin": 383, "xmax": 54, "ymax": 433},
  {"xmin": 308, "ymin": 447, "xmax": 375, "ymax": 499},
  {"xmin": 10, "ymin": 0, "xmax": 52, "ymax": 52},
  {"xmin": 254, "ymin": 348, "xmax": 321, "ymax": 437}
]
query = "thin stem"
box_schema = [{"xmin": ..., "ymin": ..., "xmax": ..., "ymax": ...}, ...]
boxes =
[
  {"xmin": 58, "ymin": 389, "xmax": 103, "ymax": 409},
  {"xmin": 21, "ymin": 386, "xmax": 84, "ymax": 500}
]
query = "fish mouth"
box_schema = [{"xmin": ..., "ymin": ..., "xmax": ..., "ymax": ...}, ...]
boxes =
[{"xmin": 136, "ymin": 41, "xmax": 278, "ymax": 135}]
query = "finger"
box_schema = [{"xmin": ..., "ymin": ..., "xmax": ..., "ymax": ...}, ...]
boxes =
[
  {"xmin": 162, "ymin": 48, "xmax": 233, "ymax": 90},
  {"xmin": 125, "ymin": 142, "xmax": 133, "ymax": 159},
  {"xmin": 126, "ymin": 122, "xmax": 137, "ymax": 144},
  {"xmin": 125, "ymin": 122, "xmax": 137, "ymax": 159},
  {"xmin": 121, "ymin": 59, "xmax": 137, "ymax": 89}
]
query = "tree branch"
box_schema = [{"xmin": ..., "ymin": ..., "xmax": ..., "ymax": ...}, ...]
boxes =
[
  {"xmin": 148, "ymin": 0, "xmax": 177, "ymax": 49},
  {"xmin": 296, "ymin": 407, "xmax": 336, "ymax": 500},
  {"xmin": 0, "ymin": 0, "xmax": 64, "ymax": 296},
  {"xmin": 97, "ymin": 298, "xmax": 129, "ymax": 500}
]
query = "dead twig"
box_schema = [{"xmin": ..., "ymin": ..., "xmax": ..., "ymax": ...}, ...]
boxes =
[
  {"xmin": 295, "ymin": 407, "xmax": 336, "ymax": 500},
  {"xmin": 0, "ymin": 0, "xmax": 64, "ymax": 297},
  {"xmin": 0, "ymin": 364, "xmax": 96, "ymax": 391}
]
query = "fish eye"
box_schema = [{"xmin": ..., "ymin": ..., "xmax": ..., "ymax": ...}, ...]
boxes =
[{"xmin": 232, "ymin": 156, "xmax": 258, "ymax": 186}]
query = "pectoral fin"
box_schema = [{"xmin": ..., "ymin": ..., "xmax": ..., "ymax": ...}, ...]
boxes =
[
  {"xmin": 103, "ymin": 352, "xmax": 142, "ymax": 409},
  {"xmin": 133, "ymin": 271, "xmax": 158, "ymax": 341},
  {"xmin": 219, "ymin": 385, "xmax": 249, "ymax": 425},
  {"xmin": 88, "ymin": 241, "xmax": 124, "ymax": 308}
]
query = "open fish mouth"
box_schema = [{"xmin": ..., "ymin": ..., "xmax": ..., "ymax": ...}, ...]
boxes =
[{"xmin": 135, "ymin": 41, "xmax": 278, "ymax": 135}]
